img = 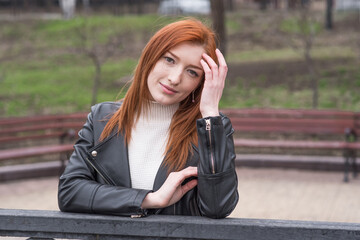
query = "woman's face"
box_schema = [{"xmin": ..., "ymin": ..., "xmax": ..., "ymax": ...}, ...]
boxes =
[{"xmin": 147, "ymin": 42, "xmax": 205, "ymax": 105}]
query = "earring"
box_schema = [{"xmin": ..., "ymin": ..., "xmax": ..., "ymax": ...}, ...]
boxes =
[{"xmin": 192, "ymin": 91, "xmax": 195, "ymax": 103}]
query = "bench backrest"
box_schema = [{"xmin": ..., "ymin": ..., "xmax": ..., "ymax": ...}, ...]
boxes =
[
  {"xmin": 221, "ymin": 108, "xmax": 356, "ymax": 136},
  {"xmin": 355, "ymin": 112, "xmax": 360, "ymax": 136},
  {"xmin": 0, "ymin": 113, "xmax": 88, "ymax": 145}
]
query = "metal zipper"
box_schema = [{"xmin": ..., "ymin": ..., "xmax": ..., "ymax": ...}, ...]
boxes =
[
  {"xmin": 85, "ymin": 157, "xmax": 111, "ymax": 185},
  {"xmin": 205, "ymin": 119, "xmax": 215, "ymax": 174}
]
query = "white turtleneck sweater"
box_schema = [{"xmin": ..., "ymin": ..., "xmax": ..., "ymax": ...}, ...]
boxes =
[{"xmin": 128, "ymin": 101, "xmax": 179, "ymax": 190}]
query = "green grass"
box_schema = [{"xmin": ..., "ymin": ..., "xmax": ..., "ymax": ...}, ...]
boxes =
[
  {"xmin": 0, "ymin": 57, "xmax": 137, "ymax": 116},
  {"xmin": 221, "ymin": 85, "xmax": 360, "ymax": 111},
  {"xmin": 280, "ymin": 17, "xmax": 322, "ymax": 35},
  {"xmin": 32, "ymin": 14, "xmax": 173, "ymax": 47},
  {"xmin": 0, "ymin": 14, "xmax": 172, "ymax": 116},
  {"xmin": 227, "ymin": 46, "xmax": 355, "ymax": 63},
  {"xmin": 221, "ymin": 64, "xmax": 360, "ymax": 111},
  {"xmin": 0, "ymin": 13, "xmax": 359, "ymax": 117}
]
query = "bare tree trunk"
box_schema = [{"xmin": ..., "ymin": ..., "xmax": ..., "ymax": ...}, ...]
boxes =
[
  {"xmin": 11, "ymin": 0, "xmax": 17, "ymax": 16},
  {"xmin": 226, "ymin": 0, "xmax": 235, "ymax": 11},
  {"xmin": 287, "ymin": 0, "xmax": 294, "ymax": 9},
  {"xmin": 23, "ymin": 0, "xmax": 30, "ymax": 11},
  {"xmin": 300, "ymin": 4, "xmax": 318, "ymax": 109},
  {"xmin": 72, "ymin": 18, "xmax": 125, "ymax": 106},
  {"xmin": 357, "ymin": 10, "xmax": 360, "ymax": 63},
  {"xmin": 305, "ymin": 49, "xmax": 318, "ymax": 109},
  {"xmin": 82, "ymin": 0, "xmax": 91, "ymax": 13},
  {"xmin": 0, "ymin": 67, "xmax": 5, "ymax": 85},
  {"xmin": 210, "ymin": 0, "xmax": 227, "ymax": 56},
  {"xmin": 325, "ymin": 0, "xmax": 334, "ymax": 30},
  {"xmin": 273, "ymin": 0, "xmax": 279, "ymax": 9},
  {"xmin": 259, "ymin": 0, "xmax": 269, "ymax": 10},
  {"xmin": 136, "ymin": 0, "xmax": 144, "ymax": 15}
]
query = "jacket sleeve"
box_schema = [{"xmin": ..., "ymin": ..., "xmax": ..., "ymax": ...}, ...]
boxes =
[
  {"xmin": 57, "ymin": 104, "xmax": 151, "ymax": 217},
  {"xmin": 196, "ymin": 114, "xmax": 239, "ymax": 218}
]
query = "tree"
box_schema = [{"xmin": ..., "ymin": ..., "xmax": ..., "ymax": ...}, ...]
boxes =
[
  {"xmin": 325, "ymin": 0, "xmax": 334, "ymax": 30},
  {"xmin": 258, "ymin": 0, "xmax": 269, "ymax": 10},
  {"xmin": 71, "ymin": 19, "xmax": 125, "ymax": 106},
  {"xmin": 210, "ymin": 0, "xmax": 226, "ymax": 56},
  {"xmin": 82, "ymin": 0, "xmax": 91, "ymax": 13},
  {"xmin": 280, "ymin": 2, "xmax": 321, "ymax": 108}
]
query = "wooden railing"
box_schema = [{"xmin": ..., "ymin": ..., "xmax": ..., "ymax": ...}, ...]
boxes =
[{"xmin": 1, "ymin": 209, "xmax": 360, "ymax": 240}]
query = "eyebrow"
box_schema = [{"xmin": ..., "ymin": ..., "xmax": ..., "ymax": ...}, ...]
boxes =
[{"xmin": 168, "ymin": 51, "xmax": 203, "ymax": 71}]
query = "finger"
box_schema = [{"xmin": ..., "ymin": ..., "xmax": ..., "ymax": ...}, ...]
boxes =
[
  {"xmin": 184, "ymin": 166, "xmax": 198, "ymax": 172},
  {"xmin": 202, "ymin": 53, "xmax": 218, "ymax": 68},
  {"xmin": 179, "ymin": 166, "xmax": 198, "ymax": 178},
  {"xmin": 215, "ymin": 49, "xmax": 227, "ymax": 67},
  {"xmin": 168, "ymin": 167, "xmax": 197, "ymax": 187},
  {"xmin": 215, "ymin": 49, "xmax": 228, "ymax": 85},
  {"xmin": 181, "ymin": 179, "xmax": 198, "ymax": 194},
  {"xmin": 200, "ymin": 59, "xmax": 212, "ymax": 81},
  {"xmin": 202, "ymin": 53, "xmax": 219, "ymax": 80}
]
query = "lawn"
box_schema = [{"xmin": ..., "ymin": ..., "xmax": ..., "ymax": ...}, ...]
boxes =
[{"xmin": 0, "ymin": 10, "xmax": 359, "ymax": 117}]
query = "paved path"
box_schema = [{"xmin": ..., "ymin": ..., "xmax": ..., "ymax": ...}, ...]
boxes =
[{"xmin": 1, "ymin": 167, "xmax": 359, "ymax": 223}]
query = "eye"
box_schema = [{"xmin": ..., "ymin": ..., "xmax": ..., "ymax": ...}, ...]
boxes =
[
  {"xmin": 164, "ymin": 56, "xmax": 175, "ymax": 64},
  {"xmin": 188, "ymin": 69, "xmax": 199, "ymax": 78}
]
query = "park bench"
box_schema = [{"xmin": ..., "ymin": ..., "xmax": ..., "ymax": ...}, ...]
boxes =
[
  {"xmin": 221, "ymin": 108, "xmax": 360, "ymax": 182},
  {"xmin": 0, "ymin": 112, "xmax": 88, "ymax": 181}
]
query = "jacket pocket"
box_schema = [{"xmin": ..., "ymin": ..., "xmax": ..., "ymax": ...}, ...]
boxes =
[{"xmin": 197, "ymin": 168, "xmax": 238, "ymax": 218}]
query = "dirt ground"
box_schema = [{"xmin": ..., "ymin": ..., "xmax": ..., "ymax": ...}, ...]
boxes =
[{"xmin": 1, "ymin": 167, "xmax": 360, "ymax": 223}]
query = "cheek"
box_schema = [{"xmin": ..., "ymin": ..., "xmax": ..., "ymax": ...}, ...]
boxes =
[
  {"xmin": 185, "ymin": 78, "xmax": 201, "ymax": 92},
  {"xmin": 147, "ymin": 67, "xmax": 160, "ymax": 86},
  {"xmin": 148, "ymin": 64, "xmax": 166, "ymax": 82},
  {"xmin": 147, "ymin": 71, "xmax": 154, "ymax": 86}
]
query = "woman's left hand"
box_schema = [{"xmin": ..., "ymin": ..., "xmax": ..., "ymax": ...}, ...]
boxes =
[
  {"xmin": 199, "ymin": 49, "xmax": 228, "ymax": 118},
  {"xmin": 141, "ymin": 167, "xmax": 198, "ymax": 209}
]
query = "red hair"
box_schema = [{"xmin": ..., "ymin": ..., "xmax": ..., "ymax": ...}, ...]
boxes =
[{"xmin": 100, "ymin": 18, "xmax": 218, "ymax": 172}]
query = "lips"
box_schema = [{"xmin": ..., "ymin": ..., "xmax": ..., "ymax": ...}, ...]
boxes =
[{"xmin": 160, "ymin": 82, "xmax": 178, "ymax": 95}]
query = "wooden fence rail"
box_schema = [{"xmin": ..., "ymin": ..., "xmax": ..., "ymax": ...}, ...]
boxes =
[{"xmin": 1, "ymin": 209, "xmax": 360, "ymax": 240}]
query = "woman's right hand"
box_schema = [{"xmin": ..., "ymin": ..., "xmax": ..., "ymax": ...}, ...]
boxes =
[{"xmin": 141, "ymin": 167, "xmax": 198, "ymax": 209}]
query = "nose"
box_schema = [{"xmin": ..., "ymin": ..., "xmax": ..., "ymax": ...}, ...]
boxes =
[{"xmin": 168, "ymin": 67, "xmax": 182, "ymax": 85}]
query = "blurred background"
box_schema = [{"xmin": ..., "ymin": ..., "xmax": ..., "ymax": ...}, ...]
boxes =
[
  {"xmin": 0, "ymin": 0, "xmax": 360, "ymax": 225},
  {"xmin": 0, "ymin": 0, "xmax": 359, "ymax": 117}
]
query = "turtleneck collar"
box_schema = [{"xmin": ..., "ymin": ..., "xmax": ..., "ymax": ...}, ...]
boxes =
[{"xmin": 141, "ymin": 101, "xmax": 179, "ymax": 121}]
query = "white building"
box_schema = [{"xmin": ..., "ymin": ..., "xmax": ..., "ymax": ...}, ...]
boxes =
[{"xmin": 335, "ymin": 0, "xmax": 360, "ymax": 10}]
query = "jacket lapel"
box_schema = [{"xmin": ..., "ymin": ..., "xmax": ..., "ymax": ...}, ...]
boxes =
[
  {"xmin": 87, "ymin": 132, "xmax": 200, "ymax": 191},
  {"xmin": 153, "ymin": 161, "xmax": 168, "ymax": 191},
  {"xmin": 88, "ymin": 131, "xmax": 132, "ymax": 188}
]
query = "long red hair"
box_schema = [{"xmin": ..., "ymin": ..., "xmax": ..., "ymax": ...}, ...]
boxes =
[{"xmin": 100, "ymin": 18, "xmax": 218, "ymax": 172}]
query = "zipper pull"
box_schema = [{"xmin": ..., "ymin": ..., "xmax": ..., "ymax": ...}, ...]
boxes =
[{"xmin": 205, "ymin": 119, "xmax": 211, "ymax": 130}]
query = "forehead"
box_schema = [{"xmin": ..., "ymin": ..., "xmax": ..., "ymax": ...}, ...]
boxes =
[{"xmin": 168, "ymin": 42, "xmax": 205, "ymax": 60}]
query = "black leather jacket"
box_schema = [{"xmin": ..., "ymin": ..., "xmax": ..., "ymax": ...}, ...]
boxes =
[{"xmin": 58, "ymin": 102, "xmax": 238, "ymax": 218}]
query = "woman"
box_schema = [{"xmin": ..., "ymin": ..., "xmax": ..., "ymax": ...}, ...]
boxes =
[{"xmin": 58, "ymin": 18, "xmax": 238, "ymax": 219}]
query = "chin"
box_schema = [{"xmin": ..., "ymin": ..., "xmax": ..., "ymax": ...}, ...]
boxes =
[
  {"xmin": 158, "ymin": 100, "xmax": 174, "ymax": 106},
  {"xmin": 151, "ymin": 97, "xmax": 170, "ymax": 105}
]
